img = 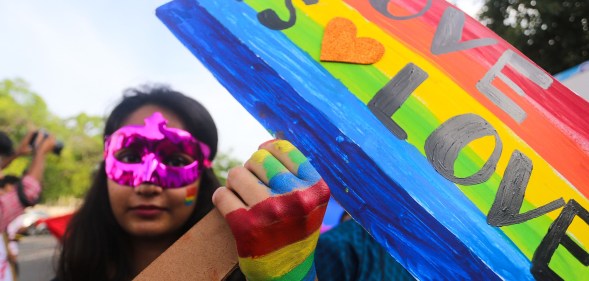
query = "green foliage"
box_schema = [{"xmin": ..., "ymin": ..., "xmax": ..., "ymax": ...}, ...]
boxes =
[
  {"xmin": 0, "ymin": 78, "xmax": 50, "ymax": 138},
  {"xmin": 0, "ymin": 78, "xmax": 104, "ymax": 203},
  {"xmin": 41, "ymin": 113, "xmax": 104, "ymax": 201},
  {"xmin": 213, "ymin": 149, "xmax": 242, "ymax": 186},
  {"xmin": 479, "ymin": 0, "xmax": 589, "ymax": 74}
]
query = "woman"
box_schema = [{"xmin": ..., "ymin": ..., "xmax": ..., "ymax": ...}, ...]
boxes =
[{"xmin": 55, "ymin": 85, "xmax": 329, "ymax": 281}]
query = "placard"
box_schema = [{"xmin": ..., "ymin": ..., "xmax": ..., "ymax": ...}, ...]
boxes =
[{"xmin": 157, "ymin": 1, "xmax": 589, "ymax": 279}]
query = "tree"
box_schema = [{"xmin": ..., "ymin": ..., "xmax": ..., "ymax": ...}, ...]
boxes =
[
  {"xmin": 0, "ymin": 78, "xmax": 105, "ymax": 202},
  {"xmin": 479, "ymin": 0, "xmax": 589, "ymax": 74},
  {"xmin": 41, "ymin": 113, "xmax": 105, "ymax": 201}
]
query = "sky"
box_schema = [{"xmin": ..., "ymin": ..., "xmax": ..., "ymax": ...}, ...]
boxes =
[{"xmin": 0, "ymin": 0, "xmax": 482, "ymax": 161}]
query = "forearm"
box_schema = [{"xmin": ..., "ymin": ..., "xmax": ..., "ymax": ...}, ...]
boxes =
[
  {"xmin": 0, "ymin": 153, "xmax": 19, "ymax": 170},
  {"xmin": 25, "ymin": 151, "xmax": 47, "ymax": 181}
]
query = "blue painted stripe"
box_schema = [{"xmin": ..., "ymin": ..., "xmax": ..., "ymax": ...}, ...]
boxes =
[
  {"xmin": 297, "ymin": 161, "xmax": 321, "ymax": 183},
  {"xmin": 157, "ymin": 1, "xmax": 533, "ymax": 279},
  {"xmin": 268, "ymin": 172, "xmax": 311, "ymax": 195}
]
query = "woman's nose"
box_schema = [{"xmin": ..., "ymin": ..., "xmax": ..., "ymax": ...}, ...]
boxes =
[{"xmin": 135, "ymin": 183, "xmax": 163, "ymax": 196}]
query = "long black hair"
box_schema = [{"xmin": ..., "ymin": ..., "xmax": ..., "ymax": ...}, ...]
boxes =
[{"xmin": 56, "ymin": 85, "xmax": 221, "ymax": 281}]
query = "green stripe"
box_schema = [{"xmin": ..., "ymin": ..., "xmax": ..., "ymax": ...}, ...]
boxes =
[
  {"xmin": 263, "ymin": 153, "xmax": 287, "ymax": 180},
  {"xmin": 272, "ymin": 251, "xmax": 315, "ymax": 281},
  {"xmin": 288, "ymin": 149, "xmax": 307, "ymax": 166},
  {"xmin": 241, "ymin": 2, "xmax": 582, "ymax": 279}
]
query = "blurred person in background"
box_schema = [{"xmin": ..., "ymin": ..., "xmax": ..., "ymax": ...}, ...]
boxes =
[
  {"xmin": 0, "ymin": 129, "xmax": 57, "ymax": 280},
  {"xmin": 0, "ymin": 231, "xmax": 14, "ymax": 281},
  {"xmin": 0, "ymin": 176, "xmax": 31, "ymax": 280},
  {"xmin": 0, "ymin": 130, "xmax": 56, "ymax": 230}
]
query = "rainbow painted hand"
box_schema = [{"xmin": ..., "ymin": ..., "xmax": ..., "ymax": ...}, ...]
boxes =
[{"xmin": 213, "ymin": 140, "xmax": 330, "ymax": 281}]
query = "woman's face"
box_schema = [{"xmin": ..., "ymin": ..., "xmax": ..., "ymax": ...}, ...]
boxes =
[{"xmin": 107, "ymin": 105, "xmax": 200, "ymax": 240}]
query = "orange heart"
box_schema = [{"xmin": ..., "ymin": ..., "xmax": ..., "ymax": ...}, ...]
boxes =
[{"xmin": 320, "ymin": 17, "xmax": 385, "ymax": 65}]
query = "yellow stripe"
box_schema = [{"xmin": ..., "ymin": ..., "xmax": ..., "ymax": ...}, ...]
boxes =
[
  {"xmin": 251, "ymin": 149, "xmax": 272, "ymax": 163},
  {"xmin": 238, "ymin": 230, "xmax": 320, "ymax": 280},
  {"xmin": 286, "ymin": 0, "xmax": 589, "ymax": 249},
  {"xmin": 272, "ymin": 140, "xmax": 297, "ymax": 154}
]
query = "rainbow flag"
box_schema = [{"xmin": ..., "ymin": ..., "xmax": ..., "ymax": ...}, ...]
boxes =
[{"xmin": 157, "ymin": 1, "xmax": 589, "ymax": 280}]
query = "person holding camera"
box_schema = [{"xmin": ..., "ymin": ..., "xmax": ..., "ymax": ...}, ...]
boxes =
[{"xmin": 0, "ymin": 130, "xmax": 56, "ymax": 231}]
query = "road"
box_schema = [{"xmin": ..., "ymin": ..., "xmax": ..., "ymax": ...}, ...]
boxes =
[{"xmin": 17, "ymin": 234, "xmax": 58, "ymax": 281}]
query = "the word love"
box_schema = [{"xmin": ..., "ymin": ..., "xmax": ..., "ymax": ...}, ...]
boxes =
[{"xmin": 256, "ymin": 1, "xmax": 588, "ymax": 280}]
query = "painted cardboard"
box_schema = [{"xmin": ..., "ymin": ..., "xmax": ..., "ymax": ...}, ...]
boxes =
[
  {"xmin": 154, "ymin": 0, "xmax": 589, "ymax": 279},
  {"xmin": 134, "ymin": 210, "xmax": 238, "ymax": 281}
]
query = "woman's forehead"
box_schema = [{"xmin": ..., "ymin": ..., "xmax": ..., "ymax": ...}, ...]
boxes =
[{"xmin": 122, "ymin": 105, "xmax": 185, "ymax": 130}]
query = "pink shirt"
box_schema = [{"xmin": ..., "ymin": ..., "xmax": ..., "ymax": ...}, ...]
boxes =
[{"xmin": 0, "ymin": 176, "xmax": 41, "ymax": 231}]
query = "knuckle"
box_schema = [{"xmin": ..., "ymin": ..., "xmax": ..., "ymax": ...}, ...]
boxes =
[
  {"xmin": 226, "ymin": 166, "xmax": 250, "ymax": 188},
  {"xmin": 247, "ymin": 149, "xmax": 271, "ymax": 166}
]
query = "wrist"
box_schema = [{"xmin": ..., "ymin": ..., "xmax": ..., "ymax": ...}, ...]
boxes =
[
  {"xmin": 31, "ymin": 150, "xmax": 48, "ymax": 160},
  {"xmin": 240, "ymin": 252, "xmax": 317, "ymax": 281}
]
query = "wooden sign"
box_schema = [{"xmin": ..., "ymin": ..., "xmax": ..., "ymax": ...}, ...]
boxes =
[{"xmin": 156, "ymin": 0, "xmax": 589, "ymax": 280}]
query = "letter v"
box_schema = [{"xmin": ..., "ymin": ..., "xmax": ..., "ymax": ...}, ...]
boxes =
[
  {"xmin": 431, "ymin": 7, "xmax": 497, "ymax": 55},
  {"xmin": 487, "ymin": 150, "xmax": 565, "ymax": 227}
]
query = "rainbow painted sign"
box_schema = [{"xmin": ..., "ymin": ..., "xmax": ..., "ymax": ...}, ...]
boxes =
[{"xmin": 157, "ymin": 0, "xmax": 589, "ymax": 280}]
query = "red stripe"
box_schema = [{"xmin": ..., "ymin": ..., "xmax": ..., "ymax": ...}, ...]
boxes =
[
  {"xmin": 345, "ymin": 0, "xmax": 589, "ymax": 197},
  {"xmin": 186, "ymin": 185, "xmax": 197, "ymax": 197},
  {"xmin": 225, "ymin": 180, "xmax": 330, "ymax": 257}
]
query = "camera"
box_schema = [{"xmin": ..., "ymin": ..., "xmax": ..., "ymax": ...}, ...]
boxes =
[{"xmin": 29, "ymin": 130, "xmax": 64, "ymax": 156}]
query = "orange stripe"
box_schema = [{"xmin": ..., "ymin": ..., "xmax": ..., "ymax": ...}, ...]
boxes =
[{"xmin": 345, "ymin": 0, "xmax": 589, "ymax": 197}]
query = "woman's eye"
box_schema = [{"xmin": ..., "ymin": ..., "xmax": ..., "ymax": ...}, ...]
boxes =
[
  {"xmin": 163, "ymin": 154, "xmax": 194, "ymax": 167},
  {"xmin": 115, "ymin": 150, "xmax": 142, "ymax": 163}
]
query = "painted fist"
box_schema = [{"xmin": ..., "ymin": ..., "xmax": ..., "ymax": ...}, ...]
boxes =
[{"xmin": 213, "ymin": 140, "xmax": 330, "ymax": 281}]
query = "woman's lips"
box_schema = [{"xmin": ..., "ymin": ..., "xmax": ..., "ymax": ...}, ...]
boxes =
[{"xmin": 130, "ymin": 205, "xmax": 166, "ymax": 217}]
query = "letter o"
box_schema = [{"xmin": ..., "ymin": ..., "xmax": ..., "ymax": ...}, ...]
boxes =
[{"xmin": 424, "ymin": 114, "xmax": 502, "ymax": 185}]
